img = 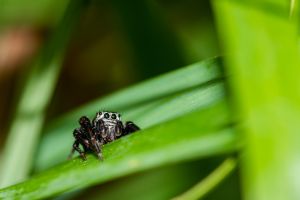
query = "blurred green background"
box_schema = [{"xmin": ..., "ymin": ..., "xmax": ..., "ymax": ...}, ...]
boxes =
[{"xmin": 0, "ymin": 0, "xmax": 299, "ymax": 199}]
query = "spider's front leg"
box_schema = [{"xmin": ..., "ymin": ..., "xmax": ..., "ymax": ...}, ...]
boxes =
[
  {"xmin": 123, "ymin": 121, "xmax": 140, "ymax": 136},
  {"xmin": 90, "ymin": 127, "xmax": 104, "ymax": 160},
  {"xmin": 68, "ymin": 128, "xmax": 90, "ymax": 160},
  {"xmin": 68, "ymin": 140, "xmax": 87, "ymax": 160},
  {"xmin": 93, "ymin": 139, "xmax": 104, "ymax": 160}
]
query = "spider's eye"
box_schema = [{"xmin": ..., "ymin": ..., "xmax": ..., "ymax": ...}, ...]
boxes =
[
  {"xmin": 111, "ymin": 114, "xmax": 116, "ymax": 119},
  {"xmin": 99, "ymin": 112, "xmax": 102, "ymax": 115},
  {"xmin": 104, "ymin": 113, "xmax": 109, "ymax": 119},
  {"xmin": 118, "ymin": 114, "xmax": 121, "ymax": 118}
]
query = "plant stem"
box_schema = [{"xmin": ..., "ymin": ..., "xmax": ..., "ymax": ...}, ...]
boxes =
[{"xmin": 172, "ymin": 157, "xmax": 237, "ymax": 200}]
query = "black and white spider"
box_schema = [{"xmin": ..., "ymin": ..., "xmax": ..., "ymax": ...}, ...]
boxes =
[{"xmin": 68, "ymin": 111, "xmax": 140, "ymax": 160}]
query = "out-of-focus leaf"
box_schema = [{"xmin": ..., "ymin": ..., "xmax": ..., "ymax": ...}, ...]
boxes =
[
  {"xmin": 0, "ymin": 0, "xmax": 69, "ymax": 26},
  {"xmin": 0, "ymin": 0, "xmax": 86, "ymax": 188},
  {"xmin": 77, "ymin": 158, "xmax": 229, "ymax": 200},
  {"xmin": 213, "ymin": 0, "xmax": 300, "ymax": 200}
]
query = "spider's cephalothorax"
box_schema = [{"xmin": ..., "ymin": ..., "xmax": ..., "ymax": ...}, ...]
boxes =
[{"xmin": 68, "ymin": 111, "xmax": 140, "ymax": 160}]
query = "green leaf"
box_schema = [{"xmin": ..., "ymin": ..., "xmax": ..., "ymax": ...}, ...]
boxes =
[
  {"xmin": 0, "ymin": 58, "xmax": 240, "ymax": 198},
  {"xmin": 0, "ymin": 56, "xmax": 241, "ymax": 198},
  {"xmin": 0, "ymin": 100, "xmax": 238, "ymax": 199},
  {"xmin": 34, "ymin": 58, "xmax": 224, "ymax": 172},
  {"xmin": 213, "ymin": 0, "xmax": 300, "ymax": 200}
]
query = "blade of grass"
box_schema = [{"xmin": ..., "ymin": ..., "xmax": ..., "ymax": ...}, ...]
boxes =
[
  {"xmin": 36, "ymin": 83, "xmax": 225, "ymax": 171},
  {"xmin": 46, "ymin": 57, "xmax": 222, "ymax": 123},
  {"xmin": 289, "ymin": 0, "xmax": 297, "ymax": 18},
  {"xmin": 0, "ymin": 100, "xmax": 239, "ymax": 199},
  {"xmin": 0, "ymin": 0, "xmax": 86, "ymax": 188},
  {"xmin": 213, "ymin": 0, "xmax": 300, "ymax": 200},
  {"xmin": 172, "ymin": 157, "xmax": 237, "ymax": 200},
  {"xmin": 34, "ymin": 58, "xmax": 224, "ymax": 171}
]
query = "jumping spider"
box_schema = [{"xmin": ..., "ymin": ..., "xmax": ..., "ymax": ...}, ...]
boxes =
[{"xmin": 68, "ymin": 111, "xmax": 140, "ymax": 160}]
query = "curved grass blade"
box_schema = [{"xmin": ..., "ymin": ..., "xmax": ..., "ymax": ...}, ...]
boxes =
[
  {"xmin": 0, "ymin": 101, "xmax": 238, "ymax": 199},
  {"xmin": 172, "ymin": 157, "xmax": 237, "ymax": 200},
  {"xmin": 46, "ymin": 57, "xmax": 222, "ymax": 126},
  {"xmin": 36, "ymin": 83, "xmax": 225, "ymax": 171},
  {"xmin": 34, "ymin": 58, "xmax": 224, "ymax": 171}
]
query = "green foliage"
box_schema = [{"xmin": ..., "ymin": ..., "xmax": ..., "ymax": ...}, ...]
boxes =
[
  {"xmin": 0, "ymin": 58, "xmax": 240, "ymax": 199},
  {"xmin": 34, "ymin": 58, "xmax": 225, "ymax": 172},
  {"xmin": 0, "ymin": 0, "xmax": 69, "ymax": 26},
  {"xmin": 0, "ymin": 100, "xmax": 238, "ymax": 199},
  {"xmin": 0, "ymin": 0, "xmax": 86, "ymax": 188},
  {"xmin": 213, "ymin": 0, "xmax": 300, "ymax": 199},
  {"xmin": 1, "ymin": 0, "xmax": 297, "ymax": 199}
]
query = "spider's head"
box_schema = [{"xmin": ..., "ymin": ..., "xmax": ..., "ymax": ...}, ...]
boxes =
[{"xmin": 95, "ymin": 111, "xmax": 121, "ymax": 123}]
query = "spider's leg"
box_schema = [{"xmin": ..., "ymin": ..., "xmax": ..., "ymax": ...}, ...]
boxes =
[
  {"xmin": 123, "ymin": 121, "xmax": 140, "ymax": 135},
  {"xmin": 94, "ymin": 119, "xmax": 108, "ymax": 143},
  {"xmin": 95, "ymin": 140, "xmax": 103, "ymax": 160},
  {"xmin": 116, "ymin": 121, "xmax": 124, "ymax": 138},
  {"xmin": 90, "ymin": 121, "xmax": 105, "ymax": 160},
  {"xmin": 79, "ymin": 116, "xmax": 95, "ymax": 139},
  {"xmin": 72, "ymin": 128, "xmax": 91, "ymax": 160},
  {"xmin": 74, "ymin": 128, "xmax": 90, "ymax": 148},
  {"xmin": 68, "ymin": 140, "xmax": 87, "ymax": 160}
]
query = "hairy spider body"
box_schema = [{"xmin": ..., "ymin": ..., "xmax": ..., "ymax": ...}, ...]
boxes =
[{"xmin": 68, "ymin": 111, "xmax": 140, "ymax": 160}]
